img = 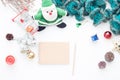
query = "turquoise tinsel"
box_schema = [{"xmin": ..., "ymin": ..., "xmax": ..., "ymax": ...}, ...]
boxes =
[
  {"xmin": 78, "ymin": 0, "xmax": 86, "ymax": 6},
  {"xmin": 104, "ymin": 9, "xmax": 113, "ymax": 21},
  {"xmin": 85, "ymin": 0, "xmax": 106, "ymax": 14},
  {"xmin": 115, "ymin": 15, "xmax": 120, "ymax": 22},
  {"xmin": 52, "ymin": 0, "xmax": 67, "ymax": 8},
  {"xmin": 75, "ymin": 7, "xmax": 84, "ymax": 21},
  {"xmin": 52, "ymin": 0, "xmax": 120, "ymax": 34},
  {"xmin": 110, "ymin": 20, "xmax": 120, "ymax": 34},
  {"xmin": 65, "ymin": 0, "xmax": 81, "ymax": 15},
  {"xmin": 107, "ymin": 0, "xmax": 119, "ymax": 10},
  {"xmin": 90, "ymin": 8, "xmax": 105, "ymax": 25},
  {"xmin": 85, "ymin": 0, "xmax": 97, "ymax": 14},
  {"xmin": 117, "ymin": 0, "xmax": 120, "ymax": 3}
]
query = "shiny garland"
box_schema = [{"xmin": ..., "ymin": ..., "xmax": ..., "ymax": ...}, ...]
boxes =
[{"xmin": 52, "ymin": 0, "xmax": 120, "ymax": 35}]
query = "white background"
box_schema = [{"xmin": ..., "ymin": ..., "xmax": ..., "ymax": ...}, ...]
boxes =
[{"xmin": 0, "ymin": 0, "xmax": 120, "ymax": 80}]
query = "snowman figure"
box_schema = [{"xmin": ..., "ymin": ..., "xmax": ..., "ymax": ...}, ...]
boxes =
[{"xmin": 33, "ymin": 0, "xmax": 67, "ymax": 31}]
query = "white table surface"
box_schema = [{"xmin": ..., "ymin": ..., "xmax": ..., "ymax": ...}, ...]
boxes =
[{"xmin": 0, "ymin": 1, "xmax": 120, "ymax": 80}]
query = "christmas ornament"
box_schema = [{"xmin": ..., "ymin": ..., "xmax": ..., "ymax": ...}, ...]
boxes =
[
  {"xmin": 6, "ymin": 55, "xmax": 15, "ymax": 65},
  {"xmin": 17, "ymin": 33, "xmax": 36, "ymax": 59},
  {"xmin": 27, "ymin": 51, "xmax": 35, "ymax": 59},
  {"xmin": 6, "ymin": 33, "xmax": 14, "ymax": 40},
  {"xmin": 33, "ymin": 0, "xmax": 67, "ymax": 31},
  {"xmin": 105, "ymin": 51, "xmax": 114, "ymax": 62},
  {"xmin": 91, "ymin": 34, "xmax": 99, "ymax": 41},
  {"xmin": 21, "ymin": 50, "xmax": 35, "ymax": 59},
  {"xmin": 6, "ymin": 33, "xmax": 36, "ymax": 59},
  {"xmin": 104, "ymin": 31, "xmax": 112, "ymax": 39},
  {"xmin": 98, "ymin": 51, "xmax": 115, "ymax": 69},
  {"xmin": 98, "ymin": 61, "xmax": 106, "ymax": 69}
]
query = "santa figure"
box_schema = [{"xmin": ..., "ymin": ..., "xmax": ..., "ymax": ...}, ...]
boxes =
[{"xmin": 33, "ymin": 0, "xmax": 67, "ymax": 31}]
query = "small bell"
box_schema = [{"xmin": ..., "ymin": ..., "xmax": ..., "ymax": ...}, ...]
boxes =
[{"xmin": 27, "ymin": 51, "xmax": 35, "ymax": 59}]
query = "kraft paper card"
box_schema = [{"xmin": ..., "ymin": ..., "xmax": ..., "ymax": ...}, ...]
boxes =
[{"xmin": 38, "ymin": 42, "xmax": 69, "ymax": 64}]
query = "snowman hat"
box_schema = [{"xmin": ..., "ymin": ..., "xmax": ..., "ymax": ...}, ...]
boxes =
[{"xmin": 42, "ymin": 0, "xmax": 53, "ymax": 7}]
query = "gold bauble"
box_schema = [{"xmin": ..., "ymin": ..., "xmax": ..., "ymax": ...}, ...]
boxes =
[{"xmin": 27, "ymin": 52, "xmax": 35, "ymax": 59}]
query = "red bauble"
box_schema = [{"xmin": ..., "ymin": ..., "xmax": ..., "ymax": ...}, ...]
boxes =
[
  {"xmin": 6, "ymin": 55, "xmax": 15, "ymax": 65},
  {"xmin": 104, "ymin": 31, "xmax": 112, "ymax": 39}
]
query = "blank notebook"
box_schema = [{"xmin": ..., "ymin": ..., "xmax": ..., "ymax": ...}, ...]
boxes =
[{"xmin": 38, "ymin": 42, "xmax": 69, "ymax": 64}]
